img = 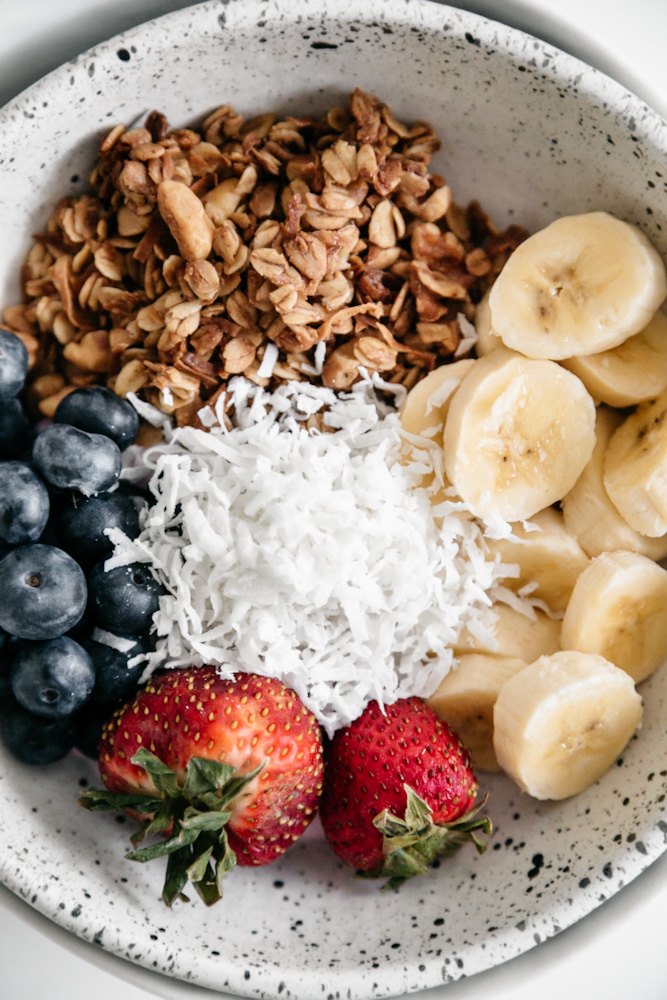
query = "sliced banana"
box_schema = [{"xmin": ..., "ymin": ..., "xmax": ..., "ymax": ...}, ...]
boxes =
[
  {"xmin": 562, "ymin": 406, "xmax": 667, "ymax": 559},
  {"xmin": 399, "ymin": 359, "xmax": 475, "ymax": 440},
  {"xmin": 489, "ymin": 212, "xmax": 667, "ymax": 360},
  {"xmin": 493, "ymin": 650, "xmax": 643, "ymax": 800},
  {"xmin": 426, "ymin": 653, "xmax": 528, "ymax": 772},
  {"xmin": 485, "ymin": 507, "xmax": 589, "ymax": 613},
  {"xmin": 473, "ymin": 291, "xmax": 502, "ymax": 356},
  {"xmin": 398, "ymin": 359, "xmax": 475, "ymax": 509},
  {"xmin": 561, "ymin": 309, "xmax": 667, "ymax": 407},
  {"xmin": 454, "ymin": 603, "xmax": 561, "ymax": 662},
  {"xmin": 443, "ymin": 347, "xmax": 596, "ymax": 521},
  {"xmin": 603, "ymin": 389, "xmax": 667, "ymax": 537},
  {"xmin": 561, "ymin": 550, "xmax": 667, "ymax": 683}
]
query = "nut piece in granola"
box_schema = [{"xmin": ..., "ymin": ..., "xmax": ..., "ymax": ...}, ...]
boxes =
[{"xmin": 157, "ymin": 180, "xmax": 214, "ymax": 262}]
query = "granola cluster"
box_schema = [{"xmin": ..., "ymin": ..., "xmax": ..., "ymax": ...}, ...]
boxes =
[{"xmin": 4, "ymin": 89, "xmax": 526, "ymax": 429}]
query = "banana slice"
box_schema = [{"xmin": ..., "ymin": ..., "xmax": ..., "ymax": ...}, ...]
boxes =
[
  {"xmin": 603, "ymin": 389, "xmax": 667, "ymax": 537},
  {"xmin": 443, "ymin": 347, "xmax": 596, "ymax": 521},
  {"xmin": 561, "ymin": 309, "xmax": 667, "ymax": 407},
  {"xmin": 426, "ymin": 653, "xmax": 528, "ymax": 772},
  {"xmin": 454, "ymin": 603, "xmax": 561, "ymax": 662},
  {"xmin": 399, "ymin": 359, "xmax": 475, "ymax": 439},
  {"xmin": 398, "ymin": 359, "xmax": 475, "ymax": 509},
  {"xmin": 489, "ymin": 212, "xmax": 667, "ymax": 360},
  {"xmin": 561, "ymin": 550, "xmax": 667, "ymax": 683},
  {"xmin": 473, "ymin": 291, "xmax": 502, "ymax": 356},
  {"xmin": 562, "ymin": 406, "xmax": 667, "ymax": 559},
  {"xmin": 493, "ymin": 650, "xmax": 643, "ymax": 799},
  {"xmin": 485, "ymin": 507, "xmax": 589, "ymax": 612}
]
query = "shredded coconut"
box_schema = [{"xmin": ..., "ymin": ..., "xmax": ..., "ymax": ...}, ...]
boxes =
[
  {"xmin": 454, "ymin": 313, "xmax": 478, "ymax": 357},
  {"xmin": 110, "ymin": 376, "xmax": 516, "ymax": 736},
  {"xmin": 126, "ymin": 391, "xmax": 172, "ymax": 432},
  {"xmin": 314, "ymin": 341, "xmax": 327, "ymax": 374},
  {"xmin": 256, "ymin": 342, "xmax": 279, "ymax": 379},
  {"xmin": 196, "ymin": 405, "xmax": 218, "ymax": 429},
  {"xmin": 91, "ymin": 628, "xmax": 137, "ymax": 653},
  {"xmin": 425, "ymin": 377, "xmax": 464, "ymax": 418}
]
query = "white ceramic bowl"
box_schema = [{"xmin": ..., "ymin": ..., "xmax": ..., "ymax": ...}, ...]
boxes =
[{"xmin": 1, "ymin": 2, "xmax": 667, "ymax": 998}]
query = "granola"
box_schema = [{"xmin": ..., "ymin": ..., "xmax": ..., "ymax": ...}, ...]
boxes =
[{"xmin": 3, "ymin": 90, "xmax": 527, "ymax": 428}]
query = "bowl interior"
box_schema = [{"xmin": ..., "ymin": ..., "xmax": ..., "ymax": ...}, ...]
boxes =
[{"xmin": 1, "ymin": 2, "xmax": 667, "ymax": 998}]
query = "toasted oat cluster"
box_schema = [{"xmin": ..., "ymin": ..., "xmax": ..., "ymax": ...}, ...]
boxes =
[{"xmin": 5, "ymin": 89, "xmax": 526, "ymax": 429}]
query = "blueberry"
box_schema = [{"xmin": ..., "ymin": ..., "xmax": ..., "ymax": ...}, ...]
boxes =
[
  {"xmin": 75, "ymin": 706, "xmax": 110, "ymax": 760},
  {"xmin": 0, "ymin": 543, "xmax": 87, "ymax": 640},
  {"xmin": 0, "ymin": 329, "xmax": 29, "ymax": 398},
  {"xmin": 33, "ymin": 514, "xmax": 60, "ymax": 548},
  {"xmin": 87, "ymin": 561, "xmax": 163, "ymax": 635},
  {"xmin": 116, "ymin": 479, "xmax": 156, "ymax": 510},
  {"xmin": 0, "ymin": 398, "xmax": 34, "ymax": 459},
  {"xmin": 54, "ymin": 387, "xmax": 140, "ymax": 450},
  {"xmin": 83, "ymin": 633, "xmax": 149, "ymax": 707},
  {"xmin": 32, "ymin": 423, "xmax": 122, "ymax": 497},
  {"xmin": 0, "ymin": 696, "xmax": 77, "ymax": 765},
  {"xmin": 11, "ymin": 636, "xmax": 95, "ymax": 718},
  {"xmin": 54, "ymin": 490, "xmax": 146, "ymax": 567},
  {"xmin": 0, "ymin": 631, "xmax": 11, "ymax": 697},
  {"xmin": 0, "ymin": 461, "xmax": 50, "ymax": 545},
  {"xmin": 6, "ymin": 633, "xmax": 26, "ymax": 657},
  {"xmin": 115, "ymin": 480, "xmax": 152, "ymax": 502},
  {"xmin": 64, "ymin": 604, "xmax": 94, "ymax": 642}
]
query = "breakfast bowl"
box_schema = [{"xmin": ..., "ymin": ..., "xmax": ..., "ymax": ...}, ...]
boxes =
[{"xmin": 1, "ymin": 1, "xmax": 667, "ymax": 998}]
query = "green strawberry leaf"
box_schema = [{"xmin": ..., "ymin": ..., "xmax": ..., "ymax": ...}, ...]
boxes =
[
  {"xmin": 403, "ymin": 786, "xmax": 433, "ymax": 829},
  {"xmin": 197, "ymin": 790, "xmax": 231, "ymax": 811},
  {"xmin": 217, "ymin": 760, "xmax": 266, "ymax": 807},
  {"xmin": 186, "ymin": 844, "xmax": 214, "ymax": 883},
  {"xmin": 470, "ymin": 824, "xmax": 493, "ymax": 853},
  {"xmin": 383, "ymin": 847, "xmax": 429, "ymax": 881},
  {"xmin": 140, "ymin": 807, "xmax": 176, "ymax": 842},
  {"xmin": 78, "ymin": 750, "xmax": 269, "ymax": 906},
  {"xmin": 193, "ymin": 877, "xmax": 222, "ymax": 907},
  {"xmin": 79, "ymin": 789, "xmax": 163, "ymax": 813},
  {"xmin": 162, "ymin": 849, "xmax": 192, "ymax": 907},
  {"xmin": 130, "ymin": 808, "xmax": 175, "ymax": 849},
  {"xmin": 215, "ymin": 837, "xmax": 237, "ymax": 893},
  {"xmin": 125, "ymin": 824, "xmax": 200, "ymax": 862},
  {"xmin": 373, "ymin": 785, "xmax": 493, "ymax": 889},
  {"xmin": 372, "ymin": 808, "xmax": 410, "ymax": 841},
  {"xmin": 183, "ymin": 757, "xmax": 236, "ymax": 798},
  {"xmin": 180, "ymin": 806, "xmax": 230, "ymax": 832},
  {"xmin": 131, "ymin": 748, "xmax": 181, "ymax": 798}
]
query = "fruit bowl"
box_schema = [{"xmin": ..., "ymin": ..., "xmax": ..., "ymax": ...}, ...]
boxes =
[{"xmin": 1, "ymin": 1, "xmax": 667, "ymax": 998}]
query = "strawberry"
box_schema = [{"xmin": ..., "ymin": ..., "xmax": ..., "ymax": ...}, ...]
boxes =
[
  {"xmin": 319, "ymin": 697, "xmax": 491, "ymax": 888},
  {"xmin": 79, "ymin": 667, "xmax": 324, "ymax": 905}
]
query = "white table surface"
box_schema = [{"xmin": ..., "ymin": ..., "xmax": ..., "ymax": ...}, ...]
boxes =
[{"xmin": 1, "ymin": 1, "xmax": 667, "ymax": 998}]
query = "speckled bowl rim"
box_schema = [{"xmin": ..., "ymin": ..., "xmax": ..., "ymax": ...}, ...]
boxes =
[{"xmin": 1, "ymin": 2, "xmax": 667, "ymax": 999}]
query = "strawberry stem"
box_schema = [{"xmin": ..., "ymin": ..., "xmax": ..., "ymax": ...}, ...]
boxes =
[
  {"xmin": 372, "ymin": 784, "xmax": 492, "ymax": 890},
  {"xmin": 79, "ymin": 748, "xmax": 266, "ymax": 906}
]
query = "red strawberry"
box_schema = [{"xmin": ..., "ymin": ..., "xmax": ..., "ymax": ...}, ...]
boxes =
[
  {"xmin": 319, "ymin": 697, "xmax": 491, "ymax": 887},
  {"xmin": 80, "ymin": 667, "xmax": 324, "ymax": 905}
]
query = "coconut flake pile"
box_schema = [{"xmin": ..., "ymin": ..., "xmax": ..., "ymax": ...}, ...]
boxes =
[{"xmin": 108, "ymin": 375, "xmax": 512, "ymax": 736}]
